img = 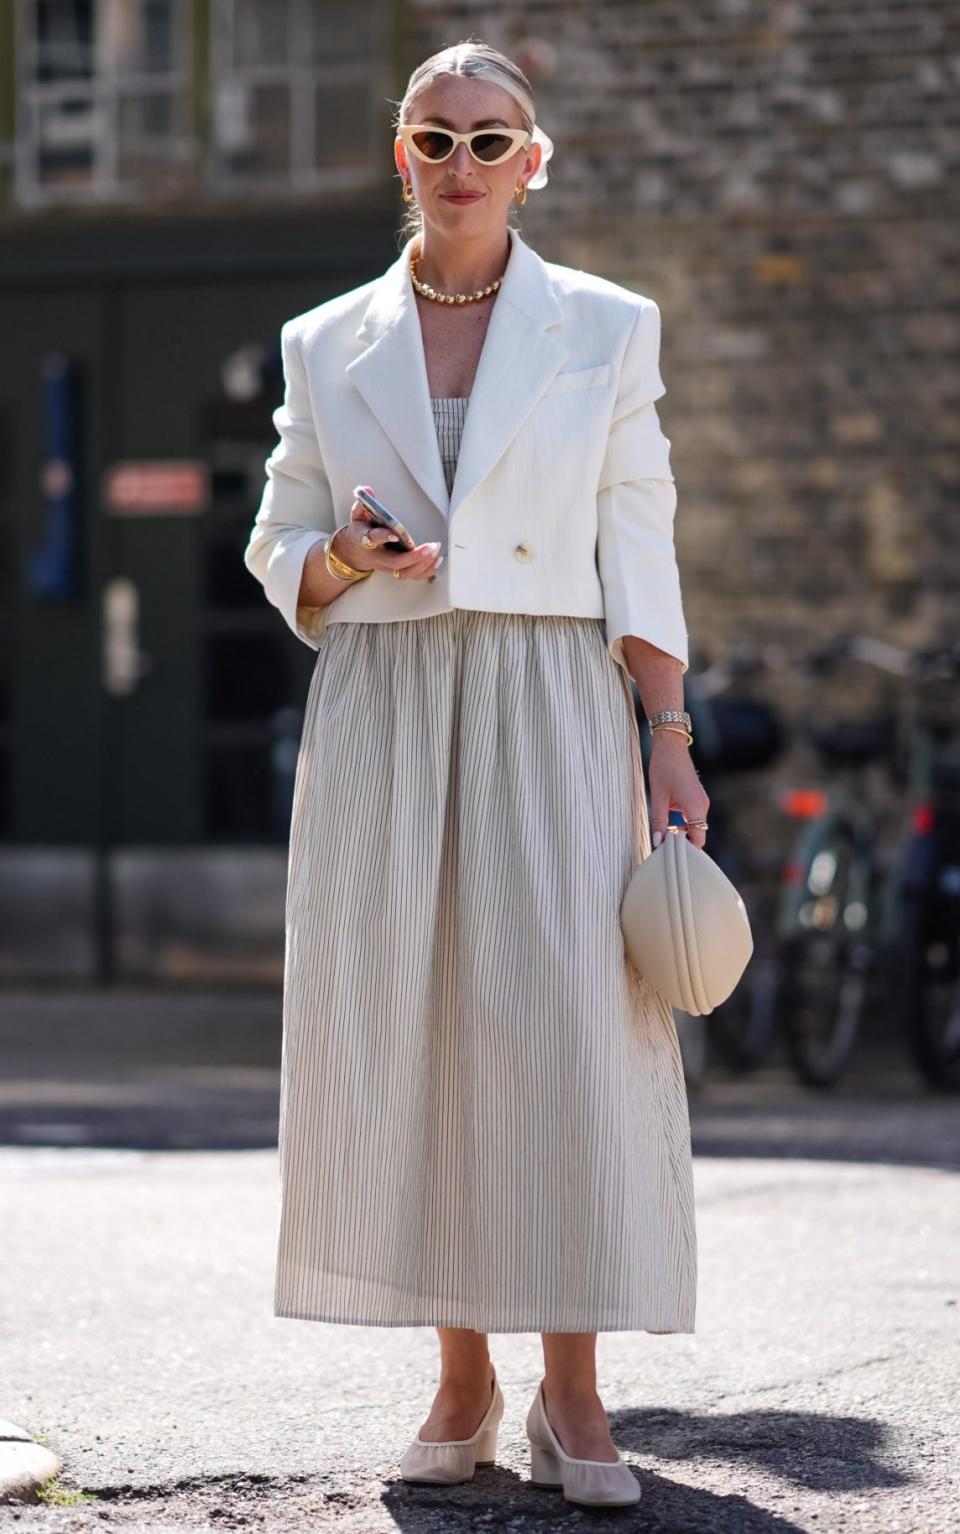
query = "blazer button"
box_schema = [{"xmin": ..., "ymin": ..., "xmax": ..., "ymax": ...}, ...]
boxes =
[{"xmin": 513, "ymin": 542, "xmax": 534, "ymax": 562}]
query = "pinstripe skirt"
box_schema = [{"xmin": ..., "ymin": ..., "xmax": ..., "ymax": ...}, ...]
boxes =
[{"xmin": 274, "ymin": 607, "xmax": 697, "ymax": 1333}]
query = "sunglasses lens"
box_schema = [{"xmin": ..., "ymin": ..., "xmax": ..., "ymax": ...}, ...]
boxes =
[
  {"xmin": 411, "ymin": 130, "xmax": 454, "ymax": 160},
  {"xmin": 470, "ymin": 132, "xmax": 515, "ymax": 162}
]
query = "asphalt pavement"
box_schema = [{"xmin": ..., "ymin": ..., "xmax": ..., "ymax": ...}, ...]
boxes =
[{"xmin": 1, "ymin": 986, "xmax": 957, "ymax": 1533}]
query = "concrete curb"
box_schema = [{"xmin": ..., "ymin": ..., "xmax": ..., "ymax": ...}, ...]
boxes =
[{"xmin": 0, "ymin": 1420, "xmax": 62, "ymax": 1503}]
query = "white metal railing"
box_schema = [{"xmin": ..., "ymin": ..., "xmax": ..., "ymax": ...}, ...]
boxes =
[
  {"xmin": 14, "ymin": 0, "xmax": 195, "ymax": 206},
  {"xmin": 12, "ymin": 0, "xmax": 392, "ymax": 209},
  {"xmin": 208, "ymin": 0, "xmax": 391, "ymax": 198}
]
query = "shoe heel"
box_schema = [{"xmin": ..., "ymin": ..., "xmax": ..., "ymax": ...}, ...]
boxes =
[
  {"xmin": 530, "ymin": 1444, "xmax": 563, "ymax": 1487},
  {"xmin": 474, "ymin": 1422, "xmax": 498, "ymax": 1466}
]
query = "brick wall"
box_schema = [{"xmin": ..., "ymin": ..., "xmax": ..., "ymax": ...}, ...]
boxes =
[{"xmin": 401, "ymin": 2, "xmax": 958, "ymax": 762}]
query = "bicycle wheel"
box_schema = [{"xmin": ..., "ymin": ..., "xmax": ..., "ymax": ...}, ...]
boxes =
[
  {"xmin": 779, "ymin": 825, "xmax": 871, "ymax": 1088},
  {"xmin": 709, "ymin": 934, "xmax": 780, "ymax": 1072}
]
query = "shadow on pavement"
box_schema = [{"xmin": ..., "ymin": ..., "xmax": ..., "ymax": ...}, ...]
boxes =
[
  {"xmin": 1, "ymin": 986, "xmax": 957, "ymax": 1172},
  {"xmin": 612, "ymin": 1402, "xmax": 908, "ymax": 1493}
]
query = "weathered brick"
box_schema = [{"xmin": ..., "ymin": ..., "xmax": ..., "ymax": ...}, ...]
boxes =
[{"xmin": 403, "ymin": 1, "xmax": 959, "ymax": 810}]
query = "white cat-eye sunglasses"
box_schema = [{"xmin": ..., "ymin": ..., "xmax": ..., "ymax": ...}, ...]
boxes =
[{"xmin": 396, "ymin": 124, "xmax": 532, "ymax": 167}]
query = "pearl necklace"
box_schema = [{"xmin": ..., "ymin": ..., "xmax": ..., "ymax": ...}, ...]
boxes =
[{"xmin": 410, "ymin": 252, "xmax": 504, "ymax": 305}]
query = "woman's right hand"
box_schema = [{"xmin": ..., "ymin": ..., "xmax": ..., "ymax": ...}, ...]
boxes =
[{"xmin": 334, "ymin": 490, "xmax": 444, "ymax": 580}]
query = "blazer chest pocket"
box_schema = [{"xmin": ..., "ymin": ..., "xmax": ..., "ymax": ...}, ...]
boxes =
[{"xmin": 543, "ymin": 362, "xmax": 611, "ymax": 396}]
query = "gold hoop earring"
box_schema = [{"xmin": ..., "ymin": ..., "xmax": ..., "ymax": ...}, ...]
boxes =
[
  {"xmin": 402, "ymin": 179, "xmax": 415, "ymax": 203},
  {"xmin": 514, "ymin": 182, "xmax": 527, "ymax": 205}
]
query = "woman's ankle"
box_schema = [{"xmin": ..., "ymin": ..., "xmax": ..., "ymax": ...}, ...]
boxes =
[
  {"xmin": 438, "ymin": 1361, "xmax": 493, "ymax": 1393},
  {"xmin": 543, "ymin": 1376, "xmax": 602, "ymax": 1408}
]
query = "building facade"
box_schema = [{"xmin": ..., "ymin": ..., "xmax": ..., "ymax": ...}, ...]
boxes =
[{"xmin": 1, "ymin": 1, "xmax": 955, "ymax": 980}]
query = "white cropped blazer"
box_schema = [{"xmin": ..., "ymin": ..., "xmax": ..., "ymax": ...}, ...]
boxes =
[{"xmin": 243, "ymin": 223, "xmax": 689, "ymax": 675}]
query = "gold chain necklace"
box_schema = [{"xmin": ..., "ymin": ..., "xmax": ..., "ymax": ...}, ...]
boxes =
[{"xmin": 410, "ymin": 252, "xmax": 504, "ymax": 305}]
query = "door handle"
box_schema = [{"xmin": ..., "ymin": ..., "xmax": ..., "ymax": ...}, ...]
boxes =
[{"xmin": 102, "ymin": 577, "xmax": 154, "ymax": 696}]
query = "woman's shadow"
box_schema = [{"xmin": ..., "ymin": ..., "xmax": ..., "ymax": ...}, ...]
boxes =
[{"xmin": 385, "ymin": 1402, "xmax": 910, "ymax": 1530}]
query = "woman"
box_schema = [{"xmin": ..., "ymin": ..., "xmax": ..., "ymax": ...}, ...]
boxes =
[{"xmin": 244, "ymin": 39, "xmax": 709, "ymax": 1511}]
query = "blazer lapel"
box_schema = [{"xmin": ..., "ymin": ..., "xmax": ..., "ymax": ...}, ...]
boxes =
[
  {"xmin": 345, "ymin": 226, "xmax": 568, "ymax": 520},
  {"xmin": 345, "ymin": 241, "xmax": 450, "ymax": 515}
]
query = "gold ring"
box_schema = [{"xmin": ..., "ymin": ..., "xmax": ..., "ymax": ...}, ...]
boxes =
[{"xmin": 361, "ymin": 532, "xmax": 376, "ymax": 549}]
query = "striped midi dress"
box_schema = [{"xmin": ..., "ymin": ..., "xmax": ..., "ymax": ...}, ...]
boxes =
[{"xmin": 273, "ymin": 393, "xmax": 698, "ymax": 1334}]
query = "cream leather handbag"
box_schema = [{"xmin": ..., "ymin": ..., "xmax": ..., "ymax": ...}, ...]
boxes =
[{"xmin": 620, "ymin": 827, "xmax": 754, "ymax": 1016}]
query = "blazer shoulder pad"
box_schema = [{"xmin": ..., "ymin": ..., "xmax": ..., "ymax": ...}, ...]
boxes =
[
  {"xmin": 542, "ymin": 257, "xmax": 655, "ymax": 318},
  {"xmin": 281, "ymin": 273, "xmax": 380, "ymax": 348}
]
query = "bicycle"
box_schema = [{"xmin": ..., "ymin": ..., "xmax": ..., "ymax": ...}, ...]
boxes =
[
  {"xmin": 774, "ymin": 636, "xmax": 960, "ymax": 1090},
  {"xmin": 631, "ymin": 645, "xmax": 787, "ymax": 1081}
]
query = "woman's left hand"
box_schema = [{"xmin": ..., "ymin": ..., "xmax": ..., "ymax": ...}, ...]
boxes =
[{"xmin": 647, "ymin": 733, "xmax": 710, "ymax": 851}]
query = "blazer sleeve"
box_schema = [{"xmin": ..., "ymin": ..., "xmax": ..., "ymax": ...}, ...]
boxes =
[
  {"xmin": 595, "ymin": 299, "xmax": 689, "ymax": 676},
  {"xmin": 243, "ymin": 319, "xmax": 337, "ymax": 649}
]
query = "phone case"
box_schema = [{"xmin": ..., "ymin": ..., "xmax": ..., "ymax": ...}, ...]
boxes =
[{"xmin": 353, "ymin": 486, "xmax": 416, "ymax": 552}]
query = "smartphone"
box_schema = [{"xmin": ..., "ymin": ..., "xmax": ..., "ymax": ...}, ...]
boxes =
[{"xmin": 352, "ymin": 485, "xmax": 417, "ymax": 554}]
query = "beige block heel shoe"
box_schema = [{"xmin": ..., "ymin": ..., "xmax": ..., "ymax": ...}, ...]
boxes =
[
  {"xmin": 399, "ymin": 1365, "xmax": 503, "ymax": 1485},
  {"xmin": 525, "ymin": 1379, "xmax": 641, "ymax": 1508}
]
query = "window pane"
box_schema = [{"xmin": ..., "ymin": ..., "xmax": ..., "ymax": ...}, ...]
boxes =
[
  {"xmin": 33, "ymin": 0, "xmax": 181, "ymax": 81},
  {"xmin": 230, "ymin": 0, "xmax": 291, "ymax": 68},
  {"xmin": 35, "ymin": 94, "xmax": 99, "ymax": 189},
  {"xmin": 313, "ymin": 81, "xmax": 377, "ymax": 171},
  {"xmin": 308, "ymin": 0, "xmax": 389, "ymax": 62},
  {"xmin": 214, "ymin": 80, "xmax": 289, "ymax": 176},
  {"xmin": 34, "ymin": 0, "xmax": 95, "ymax": 83},
  {"xmin": 110, "ymin": 0, "xmax": 178, "ymax": 75},
  {"xmin": 119, "ymin": 89, "xmax": 174, "ymax": 143},
  {"xmin": 19, "ymin": 0, "xmax": 193, "ymax": 203},
  {"xmin": 117, "ymin": 88, "xmax": 193, "ymax": 186},
  {"xmin": 208, "ymin": 0, "xmax": 389, "ymax": 191}
]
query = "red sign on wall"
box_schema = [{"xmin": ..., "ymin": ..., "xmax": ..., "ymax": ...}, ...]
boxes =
[{"xmin": 103, "ymin": 460, "xmax": 209, "ymax": 515}]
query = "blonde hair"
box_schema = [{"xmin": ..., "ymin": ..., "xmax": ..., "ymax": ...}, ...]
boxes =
[{"xmin": 392, "ymin": 39, "xmax": 545, "ymax": 244}]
